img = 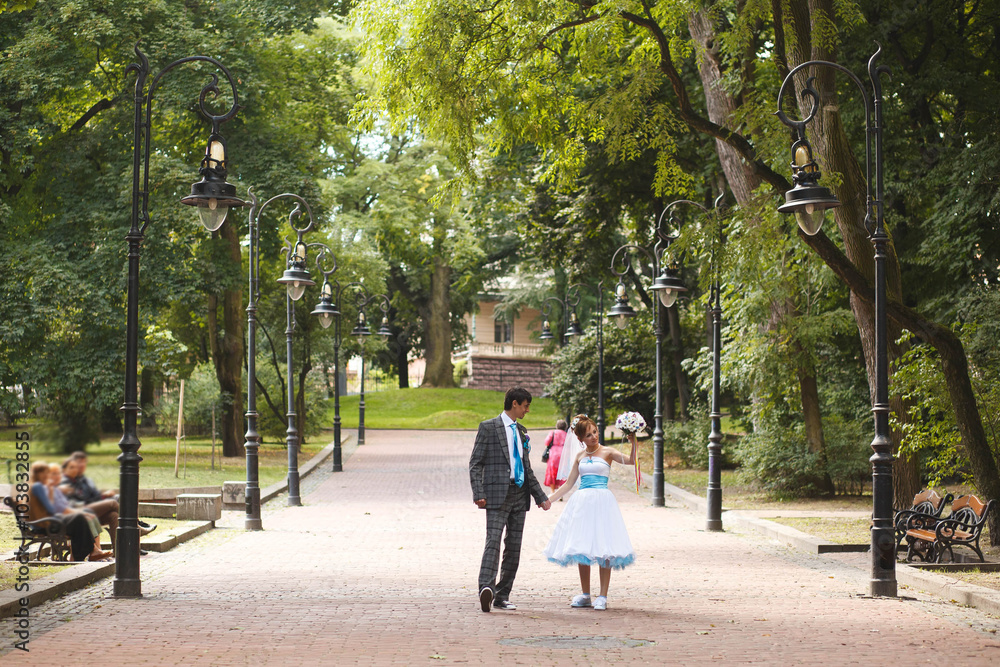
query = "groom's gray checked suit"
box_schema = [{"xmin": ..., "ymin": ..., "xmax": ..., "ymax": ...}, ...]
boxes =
[{"xmin": 470, "ymin": 415, "xmax": 548, "ymax": 603}]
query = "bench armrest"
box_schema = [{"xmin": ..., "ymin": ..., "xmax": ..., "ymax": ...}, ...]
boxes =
[
  {"xmin": 21, "ymin": 516, "xmax": 68, "ymax": 535},
  {"xmin": 897, "ymin": 510, "xmax": 938, "ymax": 532},
  {"xmin": 935, "ymin": 518, "xmax": 975, "ymax": 540}
]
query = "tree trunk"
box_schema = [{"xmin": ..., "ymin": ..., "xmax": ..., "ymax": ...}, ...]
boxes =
[
  {"xmin": 687, "ymin": 10, "xmax": 761, "ymax": 202},
  {"xmin": 798, "ymin": 363, "xmax": 835, "ymax": 494},
  {"xmin": 396, "ymin": 337, "xmax": 411, "ymax": 389},
  {"xmin": 297, "ymin": 335, "xmax": 311, "ymax": 447},
  {"xmin": 207, "ymin": 222, "xmax": 245, "ymax": 458},
  {"xmin": 140, "ymin": 367, "xmax": 157, "ymax": 427},
  {"xmin": 665, "ymin": 304, "xmax": 690, "ymax": 418},
  {"xmin": 421, "ymin": 257, "xmax": 456, "ymax": 387},
  {"xmin": 785, "ymin": 0, "xmax": 922, "ymax": 507},
  {"xmin": 691, "ymin": 7, "xmax": 833, "ymax": 497}
]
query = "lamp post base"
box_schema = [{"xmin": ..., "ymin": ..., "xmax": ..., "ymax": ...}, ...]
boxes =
[
  {"xmin": 112, "ymin": 581, "xmax": 143, "ymax": 598},
  {"xmin": 651, "ymin": 471, "xmax": 665, "ymax": 507},
  {"xmin": 287, "ymin": 470, "xmax": 301, "ymax": 506},
  {"xmin": 870, "ymin": 579, "xmax": 897, "ymax": 598}
]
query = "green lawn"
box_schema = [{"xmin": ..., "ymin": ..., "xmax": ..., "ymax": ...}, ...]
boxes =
[
  {"xmin": 655, "ymin": 463, "xmax": 872, "ymax": 511},
  {"xmin": 0, "ymin": 562, "xmax": 70, "ymax": 592},
  {"xmin": 326, "ymin": 387, "xmax": 562, "ymax": 430},
  {"xmin": 0, "ymin": 428, "xmax": 325, "ymax": 490}
]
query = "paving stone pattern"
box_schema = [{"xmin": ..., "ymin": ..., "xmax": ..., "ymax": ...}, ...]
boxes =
[{"xmin": 2, "ymin": 430, "xmax": 999, "ymax": 665}]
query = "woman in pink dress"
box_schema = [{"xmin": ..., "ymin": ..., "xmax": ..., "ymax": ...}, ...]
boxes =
[{"xmin": 542, "ymin": 419, "xmax": 568, "ymax": 493}]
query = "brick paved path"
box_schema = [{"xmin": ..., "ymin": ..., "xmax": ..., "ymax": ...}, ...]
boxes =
[{"xmin": 3, "ymin": 429, "xmax": 999, "ymax": 665}]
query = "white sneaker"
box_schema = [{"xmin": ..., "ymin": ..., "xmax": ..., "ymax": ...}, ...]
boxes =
[
  {"xmin": 570, "ymin": 594, "xmax": 592, "ymax": 607},
  {"xmin": 594, "ymin": 596, "xmax": 608, "ymax": 610}
]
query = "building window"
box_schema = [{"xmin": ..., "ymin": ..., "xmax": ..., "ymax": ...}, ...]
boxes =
[{"xmin": 494, "ymin": 320, "xmax": 512, "ymax": 343}]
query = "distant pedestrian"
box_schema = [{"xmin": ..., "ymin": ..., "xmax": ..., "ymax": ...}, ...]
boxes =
[
  {"xmin": 542, "ymin": 419, "xmax": 568, "ymax": 494},
  {"xmin": 469, "ymin": 387, "xmax": 551, "ymax": 612}
]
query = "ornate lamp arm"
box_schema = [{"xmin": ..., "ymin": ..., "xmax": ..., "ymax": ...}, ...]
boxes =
[
  {"xmin": 775, "ymin": 46, "xmax": 889, "ymax": 236},
  {"xmin": 126, "ymin": 45, "xmax": 242, "ymax": 235}
]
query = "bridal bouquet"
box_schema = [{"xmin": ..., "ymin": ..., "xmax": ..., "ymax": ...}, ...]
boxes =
[
  {"xmin": 614, "ymin": 411, "xmax": 646, "ymax": 492},
  {"xmin": 615, "ymin": 411, "xmax": 647, "ymax": 434}
]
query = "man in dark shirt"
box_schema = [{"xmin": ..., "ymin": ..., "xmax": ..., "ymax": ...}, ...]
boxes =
[{"xmin": 60, "ymin": 452, "xmax": 156, "ymax": 538}]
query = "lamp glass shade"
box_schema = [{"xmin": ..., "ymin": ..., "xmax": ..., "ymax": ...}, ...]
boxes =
[
  {"xmin": 607, "ymin": 284, "xmax": 637, "ymax": 325},
  {"xmin": 794, "ymin": 205, "xmax": 825, "ymax": 236},
  {"xmin": 197, "ymin": 199, "xmax": 228, "ymax": 232},
  {"xmin": 317, "ymin": 313, "xmax": 334, "ymax": 329},
  {"xmin": 287, "ymin": 283, "xmax": 306, "ymax": 301},
  {"xmin": 377, "ymin": 316, "xmax": 392, "ymax": 339},
  {"xmin": 658, "ymin": 289, "xmax": 679, "ymax": 308}
]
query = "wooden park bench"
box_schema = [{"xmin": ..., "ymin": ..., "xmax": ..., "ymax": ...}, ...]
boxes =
[
  {"xmin": 902, "ymin": 494, "xmax": 995, "ymax": 563},
  {"xmin": 893, "ymin": 489, "xmax": 953, "ymax": 553},
  {"xmin": 3, "ymin": 496, "xmax": 72, "ymax": 561}
]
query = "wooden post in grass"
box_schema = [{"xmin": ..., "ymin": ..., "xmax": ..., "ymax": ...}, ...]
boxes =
[
  {"xmin": 211, "ymin": 406, "xmax": 216, "ymax": 470},
  {"xmin": 174, "ymin": 379, "xmax": 185, "ymax": 477}
]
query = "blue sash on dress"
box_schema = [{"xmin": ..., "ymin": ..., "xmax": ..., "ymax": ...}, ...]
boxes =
[{"xmin": 579, "ymin": 474, "xmax": 609, "ymax": 490}]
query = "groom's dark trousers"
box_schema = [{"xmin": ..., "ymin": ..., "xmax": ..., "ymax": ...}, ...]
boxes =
[{"xmin": 470, "ymin": 416, "xmax": 547, "ymax": 601}]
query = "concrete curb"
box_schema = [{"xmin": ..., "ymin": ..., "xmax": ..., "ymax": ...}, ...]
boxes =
[
  {"xmin": 0, "ymin": 561, "xmax": 114, "ymax": 617},
  {"xmin": 99, "ymin": 521, "xmax": 214, "ymax": 553},
  {"xmin": 896, "ymin": 566, "xmax": 1000, "ymax": 615},
  {"xmin": 664, "ymin": 481, "xmax": 1000, "ymax": 615}
]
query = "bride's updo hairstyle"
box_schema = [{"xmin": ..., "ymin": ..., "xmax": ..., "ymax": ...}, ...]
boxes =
[{"xmin": 571, "ymin": 414, "xmax": 596, "ymax": 440}]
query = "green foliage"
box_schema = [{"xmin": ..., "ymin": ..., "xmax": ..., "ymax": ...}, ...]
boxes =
[
  {"xmin": 891, "ymin": 333, "xmax": 969, "ymax": 486},
  {"xmin": 661, "ymin": 403, "xmax": 712, "ymax": 469},
  {"xmin": 153, "ymin": 363, "xmax": 224, "ymax": 438},
  {"xmin": 892, "ymin": 292, "xmax": 1000, "ymax": 490},
  {"xmin": 546, "ymin": 317, "xmax": 655, "ymax": 421},
  {"xmin": 0, "ymin": 1, "xmax": 346, "ymax": 450},
  {"xmin": 733, "ymin": 425, "xmax": 823, "ymax": 499}
]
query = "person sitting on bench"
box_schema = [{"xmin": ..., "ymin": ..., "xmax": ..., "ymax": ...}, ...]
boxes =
[
  {"xmin": 29, "ymin": 461, "xmax": 112, "ymax": 561},
  {"xmin": 60, "ymin": 452, "xmax": 156, "ymax": 536}
]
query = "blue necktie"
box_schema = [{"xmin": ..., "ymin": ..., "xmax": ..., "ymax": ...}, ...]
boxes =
[{"xmin": 509, "ymin": 424, "xmax": 524, "ymax": 487}]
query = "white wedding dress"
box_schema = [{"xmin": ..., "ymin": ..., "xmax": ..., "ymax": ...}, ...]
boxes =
[{"xmin": 543, "ymin": 455, "xmax": 635, "ymax": 570}]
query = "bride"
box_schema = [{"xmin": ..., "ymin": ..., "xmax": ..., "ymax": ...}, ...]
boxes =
[{"xmin": 543, "ymin": 414, "xmax": 636, "ymax": 611}]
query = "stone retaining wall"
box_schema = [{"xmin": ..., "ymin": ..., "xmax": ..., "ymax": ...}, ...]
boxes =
[{"xmin": 466, "ymin": 356, "xmax": 552, "ymax": 396}]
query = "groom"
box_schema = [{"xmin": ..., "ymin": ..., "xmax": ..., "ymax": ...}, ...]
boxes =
[{"xmin": 470, "ymin": 387, "xmax": 550, "ymax": 612}]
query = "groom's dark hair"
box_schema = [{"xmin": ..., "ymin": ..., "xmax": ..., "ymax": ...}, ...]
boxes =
[{"xmin": 504, "ymin": 387, "xmax": 532, "ymax": 410}]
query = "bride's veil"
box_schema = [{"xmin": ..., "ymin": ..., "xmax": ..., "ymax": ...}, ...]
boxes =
[{"xmin": 556, "ymin": 425, "xmax": 584, "ymax": 485}]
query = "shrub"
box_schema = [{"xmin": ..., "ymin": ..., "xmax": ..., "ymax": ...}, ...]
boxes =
[{"xmin": 732, "ymin": 425, "xmax": 825, "ymax": 499}]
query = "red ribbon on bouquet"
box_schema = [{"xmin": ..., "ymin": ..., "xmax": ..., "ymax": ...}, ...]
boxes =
[{"xmin": 634, "ymin": 453, "xmax": 642, "ymax": 493}]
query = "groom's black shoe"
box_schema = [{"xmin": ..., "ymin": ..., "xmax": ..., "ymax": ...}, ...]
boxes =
[
  {"xmin": 493, "ymin": 599, "xmax": 517, "ymax": 611},
  {"xmin": 479, "ymin": 587, "xmax": 494, "ymax": 612}
]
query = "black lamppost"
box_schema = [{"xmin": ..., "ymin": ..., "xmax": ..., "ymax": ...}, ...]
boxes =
[
  {"xmin": 655, "ymin": 195, "xmax": 727, "ymax": 531},
  {"xmin": 243, "ymin": 192, "xmax": 316, "ymax": 528},
  {"xmin": 609, "ymin": 215, "xmax": 688, "ymax": 508},
  {"xmin": 116, "ymin": 46, "xmax": 245, "ymax": 597},
  {"xmin": 309, "ymin": 248, "xmax": 344, "ymax": 472},
  {"xmin": 275, "ymin": 210, "xmax": 318, "ymax": 507},
  {"xmin": 346, "ymin": 286, "xmax": 392, "ymax": 446},
  {"xmin": 775, "ymin": 46, "xmax": 895, "ymax": 597},
  {"xmin": 540, "ymin": 284, "xmax": 607, "ymax": 445}
]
